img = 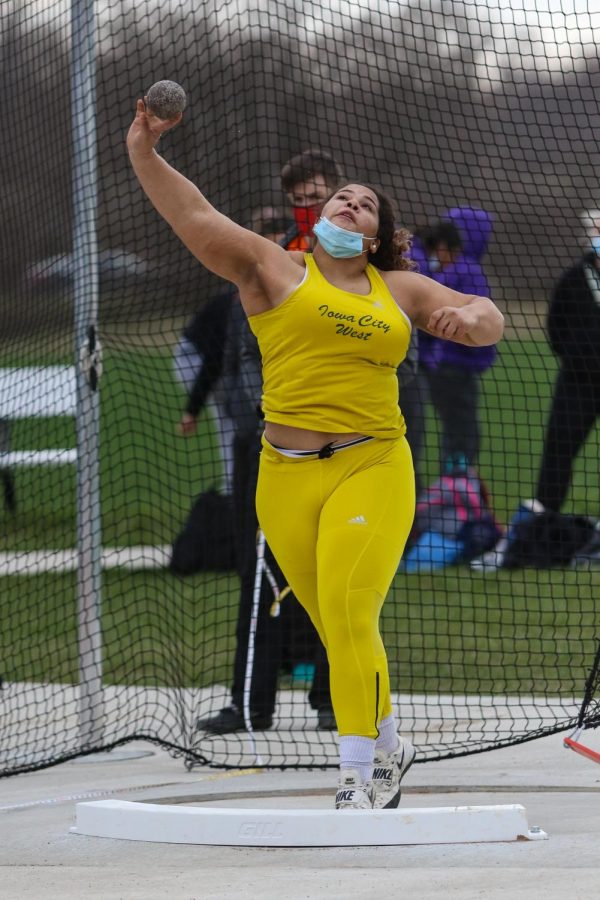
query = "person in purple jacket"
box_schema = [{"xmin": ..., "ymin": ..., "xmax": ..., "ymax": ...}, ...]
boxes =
[{"xmin": 403, "ymin": 207, "xmax": 497, "ymax": 477}]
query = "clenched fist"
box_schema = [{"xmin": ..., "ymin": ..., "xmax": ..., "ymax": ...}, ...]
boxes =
[{"xmin": 426, "ymin": 305, "xmax": 479, "ymax": 341}]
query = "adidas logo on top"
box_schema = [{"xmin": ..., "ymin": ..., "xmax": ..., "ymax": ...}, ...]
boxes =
[{"xmin": 348, "ymin": 514, "xmax": 367, "ymax": 525}]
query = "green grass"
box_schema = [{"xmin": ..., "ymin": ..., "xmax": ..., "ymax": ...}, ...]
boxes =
[
  {"xmin": 0, "ymin": 349, "xmax": 223, "ymax": 550},
  {"xmin": 1, "ymin": 566, "xmax": 597, "ymax": 696},
  {"xmin": 0, "ymin": 570, "xmax": 238, "ymax": 687},
  {"xmin": 0, "ymin": 337, "xmax": 598, "ymax": 694},
  {"xmin": 2, "ymin": 337, "xmax": 598, "ymax": 551},
  {"xmin": 420, "ymin": 338, "xmax": 599, "ymax": 521},
  {"xmin": 384, "ymin": 568, "xmax": 599, "ymax": 696}
]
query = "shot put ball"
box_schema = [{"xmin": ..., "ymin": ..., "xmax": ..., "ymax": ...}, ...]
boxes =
[{"xmin": 145, "ymin": 80, "xmax": 187, "ymax": 120}]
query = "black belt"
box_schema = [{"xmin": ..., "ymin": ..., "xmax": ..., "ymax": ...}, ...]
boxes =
[{"xmin": 269, "ymin": 435, "xmax": 374, "ymax": 459}]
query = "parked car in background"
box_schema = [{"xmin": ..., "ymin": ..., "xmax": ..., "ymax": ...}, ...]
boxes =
[{"xmin": 23, "ymin": 249, "xmax": 151, "ymax": 296}]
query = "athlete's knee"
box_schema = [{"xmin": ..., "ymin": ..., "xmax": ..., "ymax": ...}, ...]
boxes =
[
  {"xmin": 322, "ymin": 530, "xmax": 406, "ymax": 599},
  {"xmin": 320, "ymin": 588, "xmax": 382, "ymax": 651}
]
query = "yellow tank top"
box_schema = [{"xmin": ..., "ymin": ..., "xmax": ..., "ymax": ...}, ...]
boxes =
[{"xmin": 248, "ymin": 253, "xmax": 412, "ymax": 439}]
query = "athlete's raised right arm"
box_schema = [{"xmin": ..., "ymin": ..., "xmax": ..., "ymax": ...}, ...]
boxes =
[{"xmin": 126, "ymin": 100, "xmax": 291, "ymax": 304}]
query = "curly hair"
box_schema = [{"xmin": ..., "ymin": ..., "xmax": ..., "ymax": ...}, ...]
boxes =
[
  {"xmin": 323, "ymin": 183, "xmax": 415, "ymax": 272},
  {"xmin": 360, "ymin": 185, "xmax": 415, "ymax": 272}
]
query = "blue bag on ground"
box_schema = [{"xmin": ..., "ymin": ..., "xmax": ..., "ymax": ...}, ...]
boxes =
[{"xmin": 401, "ymin": 463, "xmax": 503, "ymax": 572}]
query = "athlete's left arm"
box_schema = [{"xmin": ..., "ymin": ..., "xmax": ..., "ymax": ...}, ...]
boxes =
[{"xmin": 389, "ymin": 271, "xmax": 504, "ymax": 346}]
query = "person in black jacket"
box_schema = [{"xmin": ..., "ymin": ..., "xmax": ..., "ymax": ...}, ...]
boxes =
[
  {"xmin": 173, "ymin": 284, "xmax": 237, "ymax": 495},
  {"xmin": 174, "ymin": 210, "xmax": 291, "ymax": 495},
  {"xmin": 536, "ymin": 233, "xmax": 600, "ymax": 513},
  {"xmin": 472, "ymin": 212, "xmax": 600, "ymax": 570}
]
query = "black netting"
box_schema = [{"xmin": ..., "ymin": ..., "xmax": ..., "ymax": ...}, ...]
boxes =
[
  {"xmin": 1, "ymin": 0, "xmax": 599, "ymax": 777},
  {"xmin": 573, "ymin": 641, "xmax": 600, "ymax": 733}
]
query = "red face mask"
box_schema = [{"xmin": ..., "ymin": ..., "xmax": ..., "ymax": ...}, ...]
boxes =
[{"xmin": 292, "ymin": 204, "xmax": 320, "ymax": 237}]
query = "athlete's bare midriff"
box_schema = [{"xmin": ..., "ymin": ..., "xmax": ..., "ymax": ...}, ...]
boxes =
[{"xmin": 264, "ymin": 421, "xmax": 366, "ymax": 451}]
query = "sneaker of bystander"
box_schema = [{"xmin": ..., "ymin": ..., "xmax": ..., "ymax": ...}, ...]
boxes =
[{"xmin": 470, "ymin": 499, "xmax": 545, "ymax": 572}]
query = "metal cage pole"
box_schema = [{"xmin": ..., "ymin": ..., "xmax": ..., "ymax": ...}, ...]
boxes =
[{"xmin": 72, "ymin": 0, "xmax": 104, "ymax": 748}]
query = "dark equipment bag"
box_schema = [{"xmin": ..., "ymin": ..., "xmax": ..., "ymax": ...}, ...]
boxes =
[
  {"xmin": 503, "ymin": 511, "xmax": 597, "ymax": 569},
  {"xmin": 169, "ymin": 489, "xmax": 236, "ymax": 574}
]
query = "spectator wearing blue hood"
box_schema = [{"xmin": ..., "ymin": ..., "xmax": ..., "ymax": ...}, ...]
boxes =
[{"xmin": 404, "ymin": 207, "xmax": 497, "ymax": 475}]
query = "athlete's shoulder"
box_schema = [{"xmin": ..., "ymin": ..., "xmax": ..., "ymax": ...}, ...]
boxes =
[
  {"xmin": 379, "ymin": 269, "xmax": 430, "ymax": 321},
  {"xmin": 381, "ymin": 267, "xmax": 425, "ymax": 284},
  {"xmin": 380, "ymin": 268, "xmax": 427, "ymax": 297}
]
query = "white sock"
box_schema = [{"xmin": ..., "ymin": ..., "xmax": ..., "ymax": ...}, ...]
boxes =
[
  {"xmin": 339, "ymin": 735, "xmax": 376, "ymax": 783},
  {"xmin": 375, "ymin": 714, "xmax": 399, "ymax": 756}
]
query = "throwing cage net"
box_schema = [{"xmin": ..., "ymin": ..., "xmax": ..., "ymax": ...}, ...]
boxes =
[
  {"xmin": 564, "ymin": 641, "xmax": 600, "ymax": 764},
  {"xmin": 0, "ymin": 0, "xmax": 598, "ymax": 776}
]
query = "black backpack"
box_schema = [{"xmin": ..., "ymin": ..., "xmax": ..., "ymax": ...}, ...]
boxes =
[
  {"xmin": 169, "ymin": 489, "xmax": 236, "ymax": 574},
  {"xmin": 503, "ymin": 511, "xmax": 597, "ymax": 569}
]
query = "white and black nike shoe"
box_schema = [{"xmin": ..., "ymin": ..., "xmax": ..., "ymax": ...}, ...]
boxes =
[
  {"xmin": 372, "ymin": 737, "xmax": 416, "ymax": 809},
  {"xmin": 335, "ymin": 768, "xmax": 375, "ymax": 810}
]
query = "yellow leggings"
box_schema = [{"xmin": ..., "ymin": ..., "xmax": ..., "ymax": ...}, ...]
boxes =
[{"xmin": 256, "ymin": 435, "xmax": 415, "ymax": 738}]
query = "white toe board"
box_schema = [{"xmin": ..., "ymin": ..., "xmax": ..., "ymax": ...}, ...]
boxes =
[{"xmin": 72, "ymin": 800, "xmax": 547, "ymax": 846}]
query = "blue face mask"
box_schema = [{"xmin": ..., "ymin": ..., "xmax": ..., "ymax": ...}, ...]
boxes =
[
  {"xmin": 428, "ymin": 256, "xmax": 441, "ymax": 272},
  {"xmin": 591, "ymin": 235, "xmax": 600, "ymax": 256},
  {"xmin": 313, "ymin": 216, "xmax": 376, "ymax": 259}
]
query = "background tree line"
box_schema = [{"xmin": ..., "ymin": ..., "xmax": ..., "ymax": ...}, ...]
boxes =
[{"xmin": 1, "ymin": 0, "xmax": 599, "ymax": 335}]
